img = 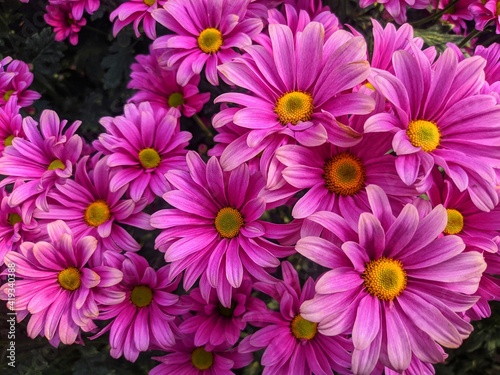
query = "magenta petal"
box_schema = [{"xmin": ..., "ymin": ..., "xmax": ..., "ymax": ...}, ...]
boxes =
[
  {"xmin": 385, "ymin": 306, "xmax": 411, "ymax": 371},
  {"xmin": 352, "ymin": 294, "xmax": 380, "ymax": 350}
]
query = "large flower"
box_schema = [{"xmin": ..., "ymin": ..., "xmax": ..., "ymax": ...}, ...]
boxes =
[
  {"xmin": 297, "ymin": 185, "xmax": 486, "ymax": 374},
  {"xmin": 128, "ymin": 47, "xmax": 211, "ymax": 117},
  {"xmin": 215, "ymin": 22, "xmax": 374, "ymax": 170},
  {"xmin": 150, "ymin": 152, "xmax": 294, "ymax": 307},
  {"xmin": 239, "ymin": 261, "xmax": 353, "ymax": 375},
  {"xmin": 91, "ymin": 253, "xmax": 190, "ymax": 362},
  {"xmin": 152, "ymin": 0, "xmax": 263, "ymax": 86},
  {"xmin": 0, "ymin": 220, "xmax": 123, "ymax": 346},
  {"xmin": 365, "ymin": 47, "xmax": 500, "ymax": 211},
  {"xmin": 96, "ymin": 102, "xmax": 191, "ymax": 203}
]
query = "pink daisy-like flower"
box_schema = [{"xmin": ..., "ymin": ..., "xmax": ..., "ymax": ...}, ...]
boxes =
[
  {"xmin": 0, "ymin": 110, "xmax": 83, "ymax": 214},
  {"xmin": 152, "ymin": 0, "xmax": 264, "ymax": 86},
  {"xmin": 34, "ymin": 156, "xmax": 153, "ymax": 256},
  {"xmin": 239, "ymin": 261, "xmax": 353, "ymax": 375},
  {"xmin": 0, "ymin": 220, "xmax": 124, "ymax": 346},
  {"xmin": 49, "ymin": 0, "xmax": 100, "ymax": 19},
  {"xmin": 179, "ymin": 279, "xmax": 267, "ymax": 346},
  {"xmin": 433, "ymin": 0, "xmax": 475, "ymax": 35},
  {"xmin": 365, "ymin": 47, "xmax": 500, "ymax": 212},
  {"xmin": 150, "ymin": 336, "xmax": 252, "ymax": 375},
  {"xmin": 95, "ymin": 102, "xmax": 191, "ymax": 203},
  {"xmin": 44, "ymin": 4, "xmax": 87, "ymax": 46},
  {"xmin": 0, "ymin": 56, "xmax": 41, "ymax": 108},
  {"xmin": 150, "ymin": 152, "xmax": 294, "ymax": 307},
  {"xmin": 127, "ymin": 48, "xmax": 211, "ymax": 117},
  {"xmin": 92, "ymin": 253, "xmax": 189, "ymax": 362},
  {"xmin": 110, "ymin": 0, "xmax": 166, "ymax": 40},
  {"xmin": 426, "ymin": 169, "xmax": 500, "ymax": 320},
  {"xmin": 215, "ymin": 22, "xmax": 374, "ymax": 169},
  {"xmin": 276, "ymin": 131, "xmax": 416, "ymax": 220},
  {"xmin": 359, "ymin": 0, "xmax": 430, "ymax": 24},
  {"xmin": 0, "ymin": 96, "xmax": 23, "ymax": 156},
  {"xmin": 470, "ymin": 0, "xmax": 500, "ymax": 33},
  {"xmin": 297, "ymin": 185, "xmax": 486, "ymax": 374}
]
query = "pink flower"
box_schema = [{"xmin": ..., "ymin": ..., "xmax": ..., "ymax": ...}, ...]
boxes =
[
  {"xmin": 128, "ymin": 48, "xmax": 211, "ymax": 117},
  {"xmin": 470, "ymin": 0, "xmax": 500, "ymax": 33},
  {"xmin": 365, "ymin": 47, "xmax": 500, "ymax": 212},
  {"xmin": 110, "ymin": 0, "xmax": 166, "ymax": 40},
  {"xmin": 0, "ymin": 57, "xmax": 41, "ymax": 108},
  {"xmin": 152, "ymin": 0, "xmax": 264, "ymax": 86},
  {"xmin": 0, "ymin": 220, "xmax": 123, "ymax": 346},
  {"xmin": 359, "ymin": 0, "xmax": 431, "ymax": 23},
  {"xmin": 297, "ymin": 185, "xmax": 485, "ymax": 373},
  {"xmin": 44, "ymin": 3, "xmax": 87, "ymax": 45},
  {"xmin": 179, "ymin": 279, "xmax": 267, "ymax": 346},
  {"xmin": 49, "ymin": 0, "xmax": 100, "ymax": 19},
  {"xmin": 0, "ymin": 96, "xmax": 23, "ymax": 156},
  {"xmin": 95, "ymin": 102, "xmax": 191, "ymax": 203},
  {"xmin": 433, "ymin": 0, "xmax": 475, "ymax": 35},
  {"xmin": 150, "ymin": 152, "xmax": 294, "ymax": 307},
  {"xmin": 0, "ymin": 110, "xmax": 83, "ymax": 214},
  {"xmin": 91, "ymin": 253, "xmax": 189, "ymax": 362},
  {"xmin": 215, "ymin": 22, "xmax": 374, "ymax": 170},
  {"xmin": 239, "ymin": 261, "xmax": 353, "ymax": 375}
]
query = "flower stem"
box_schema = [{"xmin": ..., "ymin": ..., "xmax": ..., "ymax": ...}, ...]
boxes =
[{"xmin": 192, "ymin": 114, "xmax": 213, "ymax": 138}]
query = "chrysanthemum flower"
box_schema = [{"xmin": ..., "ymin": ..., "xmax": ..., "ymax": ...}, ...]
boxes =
[
  {"xmin": 276, "ymin": 132, "xmax": 416, "ymax": 219},
  {"xmin": 49, "ymin": 0, "xmax": 100, "ymax": 19},
  {"xmin": 152, "ymin": 0, "xmax": 264, "ymax": 86},
  {"xmin": 297, "ymin": 185, "xmax": 486, "ymax": 374},
  {"xmin": 0, "ymin": 110, "xmax": 83, "ymax": 213},
  {"xmin": 179, "ymin": 279, "xmax": 267, "ymax": 346},
  {"xmin": 34, "ymin": 156, "xmax": 152, "ymax": 256},
  {"xmin": 432, "ymin": 0, "xmax": 475, "ymax": 35},
  {"xmin": 44, "ymin": 4, "xmax": 87, "ymax": 46},
  {"xmin": 151, "ymin": 152, "xmax": 294, "ymax": 307},
  {"xmin": 470, "ymin": 0, "xmax": 500, "ymax": 34},
  {"xmin": 128, "ymin": 48, "xmax": 211, "ymax": 117},
  {"xmin": 0, "ymin": 220, "xmax": 124, "ymax": 346},
  {"xmin": 359, "ymin": 0, "xmax": 430, "ymax": 24},
  {"xmin": 426, "ymin": 169, "xmax": 500, "ymax": 320},
  {"xmin": 150, "ymin": 335, "xmax": 252, "ymax": 375},
  {"xmin": 95, "ymin": 102, "xmax": 191, "ymax": 203},
  {"xmin": 239, "ymin": 261, "xmax": 353, "ymax": 375},
  {"xmin": 110, "ymin": 0, "xmax": 166, "ymax": 40},
  {"xmin": 215, "ymin": 22, "xmax": 374, "ymax": 169},
  {"xmin": 91, "ymin": 253, "xmax": 189, "ymax": 362},
  {"xmin": 365, "ymin": 47, "xmax": 500, "ymax": 211},
  {"xmin": 0, "ymin": 56, "xmax": 41, "ymax": 108},
  {"xmin": 0, "ymin": 96, "xmax": 23, "ymax": 156}
]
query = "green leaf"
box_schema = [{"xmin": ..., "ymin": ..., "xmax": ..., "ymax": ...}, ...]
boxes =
[{"xmin": 101, "ymin": 34, "xmax": 134, "ymax": 90}]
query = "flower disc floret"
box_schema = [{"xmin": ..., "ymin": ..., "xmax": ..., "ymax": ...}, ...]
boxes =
[
  {"xmin": 138, "ymin": 147, "xmax": 161, "ymax": 169},
  {"xmin": 130, "ymin": 285, "xmax": 153, "ymax": 307},
  {"xmin": 323, "ymin": 152, "xmax": 366, "ymax": 196},
  {"xmin": 58, "ymin": 267, "xmax": 81, "ymax": 291},
  {"xmin": 84, "ymin": 200, "xmax": 111, "ymax": 227},
  {"xmin": 197, "ymin": 28, "xmax": 223, "ymax": 54},
  {"xmin": 362, "ymin": 257, "xmax": 407, "ymax": 301},
  {"xmin": 143, "ymin": 0, "xmax": 155, "ymax": 5},
  {"xmin": 406, "ymin": 119, "xmax": 441, "ymax": 152},
  {"xmin": 168, "ymin": 92, "xmax": 184, "ymax": 108},
  {"xmin": 48, "ymin": 159, "xmax": 65, "ymax": 171},
  {"xmin": 291, "ymin": 314, "xmax": 317, "ymax": 341},
  {"xmin": 191, "ymin": 347, "xmax": 214, "ymax": 370},
  {"xmin": 274, "ymin": 91, "xmax": 314, "ymax": 125},
  {"xmin": 7, "ymin": 213, "xmax": 22, "ymax": 226},
  {"xmin": 4, "ymin": 135, "xmax": 14, "ymax": 147},
  {"xmin": 444, "ymin": 209, "xmax": 464, "ymax": 235},
  {"xmin": 214, "ymin": 207, "xmax": 244, "ymax": 239}
]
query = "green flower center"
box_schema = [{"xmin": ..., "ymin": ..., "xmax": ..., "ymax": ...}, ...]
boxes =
[
  {"xmin": 143, "ymin": 0, "xmax": 155, "ymax": 6},
  {"xmin": 191, "ymin": 347, "xmax": 214, "ymax": 370},
  {"xmin": 7, "ymin": 213, "xmax": 22, "ymax": 226},
  {"xmin": 138, "ymin": 148, "xmax": 161, "ymax": 169},
  {"xmin": 3, "ymin": 90, "xmax": 14, "ymax": 102},
  {"xmin": 47, "ymin": 159, "xmax": 65, "ymax": 171},
  {"xmin": 58, "ymin": 267, "xmax": 81, "ymax": 291},
  {"xmin": 84, "ymin": 200, "xmax": 111, "ymax": 227},
  {"xmin": 168, "ymin": 92, "xmax": 184, "ymax": 108},
  {"xmin": 291, "ymin": 314, "xmax": 318, "ymax": 340},
  {"xmin": 130, "ymin": 285, "xmax": 153, "ymax": 308},
  {"xmin": 4, "ymin": 135, "xmax": 14, "ymax": 147}
]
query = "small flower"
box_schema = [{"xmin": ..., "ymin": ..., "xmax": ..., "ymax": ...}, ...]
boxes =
[
  {"xmin": 0, "ymin": 57, "xmax": 41, "ymax": 108},
  {"xmin": 110, "ymin": 0, "xmax": 166, "ymax": 39},
  {"xmin": 44, "ymin": 4, "xmax": 87, "ymax": 45},
  {"xmin": 0, "ymin": 96, "xmax": 23, "ymax": 156}
]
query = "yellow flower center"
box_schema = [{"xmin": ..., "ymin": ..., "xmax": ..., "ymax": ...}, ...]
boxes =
[
  {"xmin": 365, "ymin": 82, "xmax": 375, "ymax": 90},
  {"xmin": 497, "ymin": 1, "xmax": 500, "ymax": 14},
  {"xmin": 168, "ymin": 92, "xmax": 184, "ymax": 108},
  {"xmin": 143, "ymin": 0, "xmax": 155, "ymax": 6},
  {"xmin": 291, "ymin": 314, "xmax": 318, "ymax": 340},
  {"xmin": 47, "ymin": 159, "xmax": 65, "ymax": 171},
  {"xmin": 363, "ymin": 257, "xmax": 407, "ymax": 301},
  {"xmin": 3, "ymin": 90, "xmax": 14, "ymax": 102},
  {"xmin": 58, "ymin": 267, "xmax": 81, "ymax": 291},
  {"xmin": 443, "ymin": 208, "xmax": 464, "ymax": 235},
  {"xmin": 323, "ymin": 152, "xmax": 366, "ymax": 196},
  {"xmin": 84, "ymin": 200, "xmax": 111, "ymax": 227},
  {"xmin": 197, "ymin": 28, "xmax": 223, "ymax": 54},
  {"xmin": 406, "ymin": 120, "xmax": 441, "ymax": 152},
  {"xmin": 191, "ymin": 347, "xmax": 214, "ymax": 370},
  {"xmin": 7, "ymin": 213, "xmax": 22, "ymax": 226},
  {"xmin": 274, "ymin": 91, "xmax": 314, "ymax": 125},
  {"xmin": 138, "ymin": 148, "xmax": 161, "ymax": 169},
  {"xmin": 4, "ymin": 135, "xmax": 14, "ymax": 147},
  {"xmin": 214, "ymin": 207, "xmax": 244, "ymax": 239},
  {"xmin": 130, "ymin": 285, "xmax": 154, "ymax": 308}
]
